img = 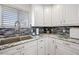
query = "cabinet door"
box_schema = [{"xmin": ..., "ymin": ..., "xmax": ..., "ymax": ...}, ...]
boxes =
[
  {"xmin": 56, "ymin": 44, "xmax": 76, "ymax": 55},
  {"xmin": 56, "ymin": 39, "xmax": 76, "ymax": 55},
  {"xmin": 0, "ymin": 44, "xmax": 24, "ymax": 55},
  {"xmin": 44, "ymin": 5, "xmax": 52, "ymax": 26},
  {"xmin": 63, "ymin": 5, "xmax": 77, "ymax": 26},
  {"xmin": 37, "ymin": 39, "xmax": 45, "ymax": 55},
  {"xmin": 52, "ymin": 5, "xmax": 63, "ymax": 26},
  {"xmin": 22, "ymin": 40, "xmax": 38, "ymax": 55},
  {"xmin": 22, "ymin": 45, "xmax": 37, "ymax": 55},
  {"xmin": 45, "ymin": 37, "xmax": 56, "ymax": 55},
  {"xmin": 37, "ymin": 45, "xmax": 45, "ymax": 55},
  {"xmin": 0, "ymin": 5, "xmax": 2, "ymax": 28},
  {"xmin": 32, "ymin": 5, "xmax": 44, "ymax": 26},
  {"xmin": 77, "ymin": 5, "xmax": 79, "ymax": 26}
]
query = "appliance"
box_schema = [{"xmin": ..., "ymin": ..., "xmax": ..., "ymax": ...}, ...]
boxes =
[
  {"xmin": 70, "ymin": 28, "xmax": 79, "ymax": 39},
  {"xmin": 31, "ymin": 28, "xmax": 36, "ymax": 36},
  {"xmin": 36, "ymin": 28, "xmax": 39, "ymax": 35}
]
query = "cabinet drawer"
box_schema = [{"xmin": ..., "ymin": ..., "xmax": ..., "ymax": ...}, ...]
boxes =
[{"xmin": 38, "ymin": 39, "xmax": 45, "ymax": 45}]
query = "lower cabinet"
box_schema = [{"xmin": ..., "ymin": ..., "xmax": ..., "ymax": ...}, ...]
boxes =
[
  {"xmin": 55, "ymin": 39, "xmax": 78, "ymax": 55},
  {"xmin": 21, "ymin": 46, "xmax": 37, "ymax": 55},
  {"xmin": 37, "ymin": 37, "xmax": 56, "ymax": 55},
  {"xmin": 0, "ymin": 40, "xmax": 38, "ymax": 55},
  {"xmin": 0, "ymin": 36, "xmax": 79, "ymax": 55},
  {"xmin": 45, "ymin": 37, "xmax": 56, "ymax": 55},
  {"xmin": 37, "ymin": 38, "xmax": 46, "ymax": 55}
]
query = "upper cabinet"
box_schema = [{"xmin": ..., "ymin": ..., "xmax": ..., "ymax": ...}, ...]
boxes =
[
  {"xmin": 43, "ymin": 5, "xmax": 52, "ymax": 26},
  {"xmin": 31, "ymin": 5, "xmax": 44, "ymax": 26},
  {"xmin": 63, "ymin": 5, "xmax": 78, "ymax": 26},
  {"xmin": 52, "ymin": 4, "xmax": 78, "ymax": 26},
  {"xmin": 31, "ymin": 4, "xmax": 79, "ymax": 27},
  {"xmin": 52, "ymin": 5, "xmax": 63, "ymax": 26},
  {"xmin": 0, "ymin": 5, "xmax": 2, "ymax": 28},
  {"xmin": 31, "ymin": 5, "xmax": 52, "ymax": 26}
]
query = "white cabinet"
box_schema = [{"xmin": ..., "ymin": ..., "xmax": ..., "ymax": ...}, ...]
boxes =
[
  {"xmin": 22, "ymin": 45, "xmax": 37, "ymax": 55},
  {"xmin": 76, "ymin": 5, "xmax": 79, "ymax": 26},
  {"xmin": 52, "ymin": 4, "xmax": 78, "ymax": 26},
  {"xmin": 31, "ymin": 5, "xmax": 44, "ymax": 26},
  {"xmin": 70, "ymin": 28, "xmax": 79, "ymax": 39},
  {"xmin": 0, "ymin": 5, "xmax": 2, "ymax": 28},
  {"xmin": 22, "ymin": 40, "xmax": 38, "ymax": 55},
  {"xmin": 52, "ymin": 5, "xmax": 63, "ymax": 26},
  {"xmin": 0, "ymin": 40, "xmax": 38, "ymax": 55},
  {"xmin": 45, "ymin": 37, "xmax": 56, "ymax": 55},
  {"xmin": 37, "ymin": 38, "xmax": 45, "ymax": 55},
  {"xmin": 32, "ymin": 5, "xmax": 52, "ymax": 26},
  {"xmin": 55, "ymin": 39, "xmax": 77, "ymax": 55},
  {"xmin": 0, "ymin": 44, "xmax": 25, "ymax": 55},
  {"xmin": 63, "ymin": 5, "xmax": 78, "ymax": 26},
  {"xmin": 37, "ymin": 37, "xmax": 56, "ymax": 55},
  {"xmin": 43, "ymin": 5, "xmax": 52, "ymax": 26}
]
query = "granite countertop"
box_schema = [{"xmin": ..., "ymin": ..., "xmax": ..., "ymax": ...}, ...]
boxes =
[
  {"xmin": 0, "ymin": 34, "xmax": 79, "ymax": 50},
  {"xmin": 45, "ymin": 34, "xmax": 79, "ymax": 44},
  {"xmin": 0, "ymin": 35, "xmax": 41, "ymax": 50}
]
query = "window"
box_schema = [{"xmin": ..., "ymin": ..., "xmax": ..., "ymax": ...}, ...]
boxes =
[
  {"xmin": 2, "ymin": 5, "xmax": 29, "ymax": 28},
  {"xmin": 2, "ymin": 6, "xmax": 18, "ymax": 28}
]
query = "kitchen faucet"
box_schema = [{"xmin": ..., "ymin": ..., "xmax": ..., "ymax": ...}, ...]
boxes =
[{"xmin": 14, "ymin": 20, "xmax": 21, "ymax": 36}]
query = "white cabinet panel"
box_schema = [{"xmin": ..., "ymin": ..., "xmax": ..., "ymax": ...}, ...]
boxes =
[
  {"xmin": 45, "ymin": 37, "xmax": 55, "ymax": 55},
  {"xmin": 70, "ymin": 28, "xmax": 79, "ymax": 39},
  {"xmin": 22, "ymin": 46, "xmax": 37, "ymax": 55},
  {"xmin": 32, "ymin": 5, "xmax": 44, "ymax": 26},
  {"xmin": 63, "ymin": 5, "xmax": 78, "ymax": 26},
  {"xmin": 37, "ymin": 38, "xmax": 45, "ymax": 55},
  {"xmin": 0, "ymin": 5, "xmax": 2, "ymax": 28},
  {"xmin": 37, "ymin": 45, "xmax": 45, "ymax": 55},
  {"xmin": 0, "ymin": 40, "xmax": 38, "ymax": 55},
  {"xmin": 22, "ymin": 40, "xmax": 38, "ymax": 55},
  {"xmin": 52, "ymin": 5, "xmax": 63, "ymax": 26},
  {"xmin": 0, "ymin": 44, "xmax": 24, "ymax": 55},
  {"xmin": 52, "ymin": 4, "xmax": 78, "ymax": 26},
  {"xmin": 44, "ymin": 5, "xmax": 52, "ymax": 26},
  {"xmin": 56, "ymin": 39, "xmax": 77, "ymax": 55}
]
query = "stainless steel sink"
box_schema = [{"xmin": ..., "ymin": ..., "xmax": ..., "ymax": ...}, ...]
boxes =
[{"xmin": 0, "ymin": 35, "xmax": 33, "ymax": 45}]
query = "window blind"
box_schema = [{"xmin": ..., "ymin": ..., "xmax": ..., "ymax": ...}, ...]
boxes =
[
  {"xmin": 2, "ymin": 5, "xmax": 29, "ymax": 28},
  {"xmin": 2, "ymin": 6, "xmax": 18, "ymax": 28}
]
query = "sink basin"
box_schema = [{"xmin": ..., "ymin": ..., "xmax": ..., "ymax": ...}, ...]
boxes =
[{"xmin": 0, "ymin": 35, "xmax": 33, "ymax": 45}]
